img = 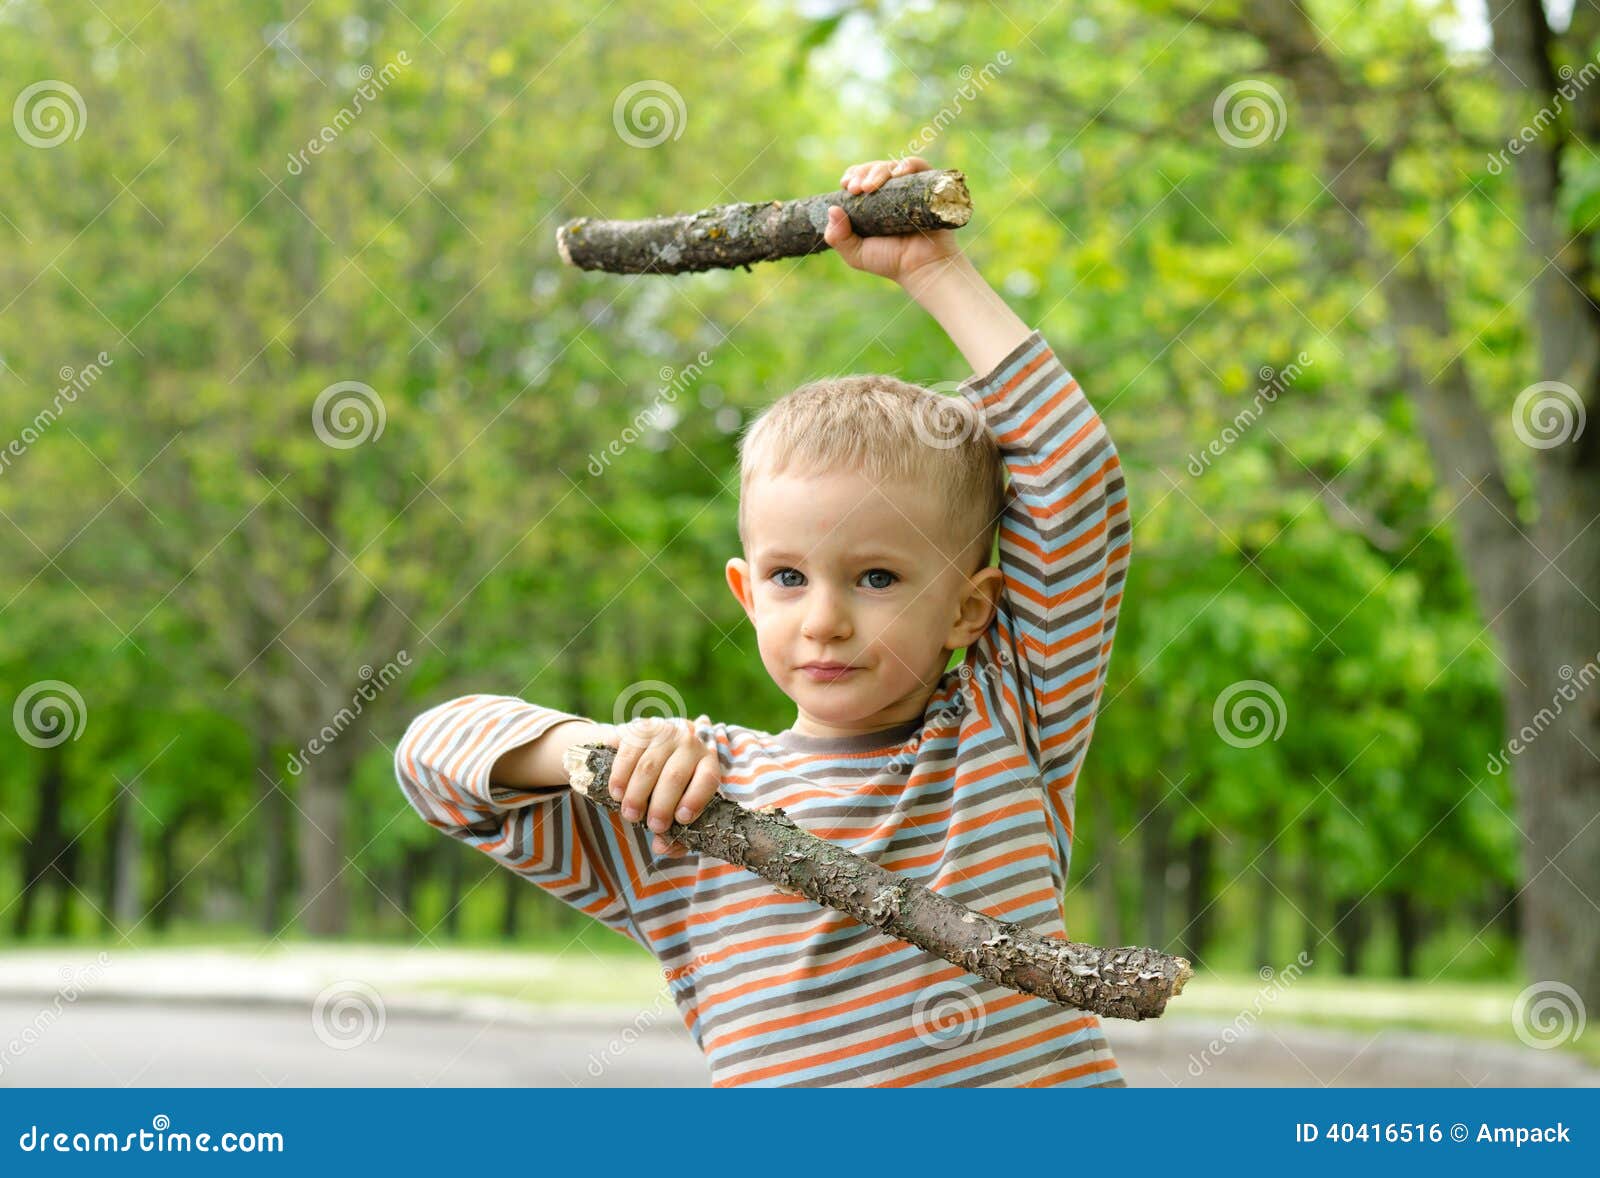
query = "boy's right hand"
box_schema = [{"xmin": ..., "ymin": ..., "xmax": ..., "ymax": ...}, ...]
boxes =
[{"xmin": 603, "ymin": 717, "xmax": 721, "ymax": 855}]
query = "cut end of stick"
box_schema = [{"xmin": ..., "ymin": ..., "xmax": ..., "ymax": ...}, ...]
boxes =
[
  {"xmin": 927, "ymin": 170, "xmax": 973, "ymax": 227},
  {"xmin": 562, "ymin": 743, "xmax": 596, "ymax": 794}
]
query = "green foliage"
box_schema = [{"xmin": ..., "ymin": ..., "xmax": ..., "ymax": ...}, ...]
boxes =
[{"xmin": 0, "ymin": 0, "xmax": 1532, "ymax": 979}]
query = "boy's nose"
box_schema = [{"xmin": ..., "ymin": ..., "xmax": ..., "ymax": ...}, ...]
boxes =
[{"xmin": 800, "ymin": 590, "xmax": 852, "ymax": 641}]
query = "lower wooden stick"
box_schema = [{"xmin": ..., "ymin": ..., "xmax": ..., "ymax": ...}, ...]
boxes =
[{"xmin": 562, "ymin": 742, "xmax": 1191, "ymax": 1020}]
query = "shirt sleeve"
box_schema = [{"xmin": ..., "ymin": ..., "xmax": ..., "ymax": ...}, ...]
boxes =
[
  {"xmin": 955, "ymin": 328, "xmax": 1131, "ymax": 827},
  {"xmin": 392, "ymin": 693, "xmax": 658, "ymax": 941}
]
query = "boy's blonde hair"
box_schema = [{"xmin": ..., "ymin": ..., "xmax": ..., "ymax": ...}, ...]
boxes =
[{"xmin": 736, "ymin": 373, "xmax": 1006, "ymax": 577}]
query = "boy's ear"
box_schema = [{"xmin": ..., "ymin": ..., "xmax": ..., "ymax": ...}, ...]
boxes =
[
  {"xmin": 948, "ymin": 565, "xmax": 1004, "ymax": 649},
  {"xmin": 725, "ymin": 557, "xmax": 756, "ymax": 617}
]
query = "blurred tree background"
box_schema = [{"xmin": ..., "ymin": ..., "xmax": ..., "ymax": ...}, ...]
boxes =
[{"xmin": 1, "ymin": 0, "xmax": 1595, "ymax": 1017}]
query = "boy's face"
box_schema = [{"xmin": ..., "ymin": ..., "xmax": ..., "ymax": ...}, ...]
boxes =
[{"xmin": 725, "ymin": 466, "xmax": 1003, "ymax": 740}]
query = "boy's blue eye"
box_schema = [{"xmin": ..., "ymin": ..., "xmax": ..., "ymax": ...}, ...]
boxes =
[{"xmin": 767, "ymin": 567, "xmax": 898, "ymax": 590}]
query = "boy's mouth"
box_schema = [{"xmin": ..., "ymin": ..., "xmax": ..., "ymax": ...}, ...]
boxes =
[{"xmin": 799, "ymin": 662, "xmax": 858, "ymax": 682}]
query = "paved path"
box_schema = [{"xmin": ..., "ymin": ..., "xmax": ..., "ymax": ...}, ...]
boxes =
[
  {"xmin": 5, "ymin": 1000, "xmax": 1597, "ymax": 1087},
  {"xmin": 1, "ymin": 947, "xmax": 1594, "ymax": 1087}
]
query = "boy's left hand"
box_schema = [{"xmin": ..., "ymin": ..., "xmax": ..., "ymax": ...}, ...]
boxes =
[{"xmin": 824, "ymin": 156, "xmax": 963, "ymax": 287}]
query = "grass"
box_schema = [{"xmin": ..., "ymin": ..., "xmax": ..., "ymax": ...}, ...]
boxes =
[
  {"xmin": 410, "ymin": 961, "xmax": 671, "ymax": 1010},
  {"xmin": 1172, "ymin": 971, "xmax": 1599, "ymax": 1068}
]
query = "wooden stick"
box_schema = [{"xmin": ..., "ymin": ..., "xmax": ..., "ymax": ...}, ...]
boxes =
[
  {"xmin": 562, "ymin": 742, "xmax": 1192, "ymax": 1020},
  {"xmin": 555, "ymin": 169, "xmax": 974, "ymax": 275}
]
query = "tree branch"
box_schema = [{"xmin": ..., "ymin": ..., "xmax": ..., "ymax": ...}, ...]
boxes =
[
  {"xmin": 556, "ymin": 169, "xmax": 972, "ymax": 274},
  {"xmin": 563, "ymin": 742, "xmax": 1193, "ymax": 1020}
]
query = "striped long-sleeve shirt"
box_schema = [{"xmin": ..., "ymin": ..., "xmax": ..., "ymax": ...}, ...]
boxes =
[{"xmin": 394, "ymin": 327, "xmax": 1133, "ymax": 1087}]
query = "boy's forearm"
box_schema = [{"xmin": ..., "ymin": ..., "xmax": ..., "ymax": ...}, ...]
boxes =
[
  {"xmin": 900, "ymin": 251, "xmax": 1033, "ymax": 377},
  {"xmin": 490, "ymin": 718, "xmax": 613, "ymax": 791}
]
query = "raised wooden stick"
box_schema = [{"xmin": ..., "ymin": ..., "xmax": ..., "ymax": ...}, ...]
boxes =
[
  {"xmin": 555, "ymin": 169, "xmax": 974, "ymax": 275},
  {"xmin": 562, "ymin": 742, "xmax": 1191, "ymax": 1020}
]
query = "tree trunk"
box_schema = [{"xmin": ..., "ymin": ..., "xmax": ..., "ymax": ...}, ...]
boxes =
[
  {"xmin": 1138, "ymin": 786, "xmax": 1172, "ymax": 949},
  {"xmin": 396, "ymin": 845, "xmax": 428, "ymax": 929},
  {"xmin": 50, "ymin": 839, "xmax": 77, "ymax": 938},
  {"xmin": 1299, "ymin": 815, "xmax": 1323, "ymax": 967},
  {"xmin": 500, "ymin": 868, "xmax": 522, "ymax": 940},
  {"xmin": 439, "ymin": 841, "xmax": 465, "ymax": 938},
  {"xmin": 1092, "ymin": 833, "xmax": 1123, "ymax": 947},
  {"xmin": 1209, "ymin": 0, "xmax": 1600, "ymax": 1034},
  {"xmin": 110, "ymin": 775, "xmax": 142, "ymax": 928},
  {"xmin": 1389, "ymin": 891, "xmax": 1422, "ymax": 979},
  {"xmin": 1332, "ymin": 895, "xmax": 1368, "ymax": 977},
  {"xmin": 14, "ymin": 745, "xmax": 68, "ymax": 939},
  {"xmin": 255, "ymin": 725, "xmax": 292, "ymax": 936},
  {"xmin": 150, "ymin": 814, "xmax": 186, "ymax": 930},
  {"xmin": 1254, "ymin": 814, "xmax": 1279, "ymax": 970},
  {"xmin": 1180, "ymin": 831, "xmax": 1214, "ymax": 968},
  {"xmin": 293, "ymin": 766, "xmax": 349, "ymax": 937},
  {"xmin": 98, "ymin": 782, "xmax": 121, "ymax": 933}
]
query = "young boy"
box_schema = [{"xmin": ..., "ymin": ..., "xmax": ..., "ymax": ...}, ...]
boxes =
[{"xmin": 394, "ymin": 156, "xmax": 1132, "ymax": 1087}]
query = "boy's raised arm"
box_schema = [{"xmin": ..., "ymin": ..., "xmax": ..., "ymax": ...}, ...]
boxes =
[
  {"xmin": 899, "ymin": 250, "xmax": 1034, "ymax": 378},
  {"xmin": 907, "ymin": 256, "xmax": 1132, "ymax": 809}
]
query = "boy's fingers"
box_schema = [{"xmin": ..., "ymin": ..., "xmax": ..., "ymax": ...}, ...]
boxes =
[
  {"xmin": 824, "ymin": 207, "xmax": 861, "ymax": 265},
  {"xmin": 608, "ymin": 718, "xmax": 661, "ymax": 798},
  {"xmin": 646, "ymin": 744, "xmax": 703, "ymax": 832},
  {"xmin": 606, "ymin": 742, "xmax": 639, "ymax": 798},
  {"xmin": 675, "ymin": 758, "xmax": 721, "ymax": 824},
  {"xmin": 619, "ymin": 734, "xmax": 673, "ymax": 818}
]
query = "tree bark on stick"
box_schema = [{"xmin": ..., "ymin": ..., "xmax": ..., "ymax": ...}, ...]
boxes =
[
  {"xmin": 556, "ymin": 169, "xmax": 973, "ymax": 275},
  {"xmin": 563, "ymin": 743, "xmax": 1192, "ymax": 1020}
]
